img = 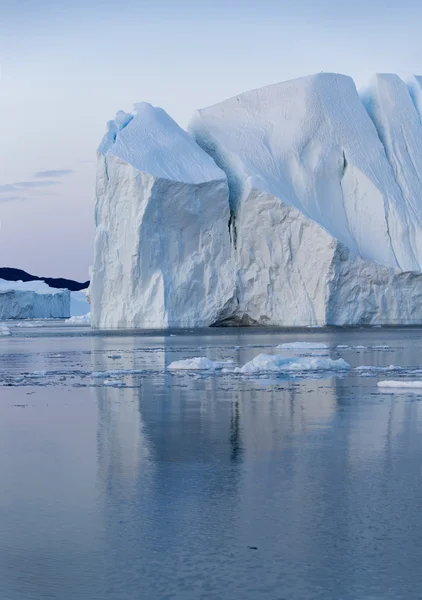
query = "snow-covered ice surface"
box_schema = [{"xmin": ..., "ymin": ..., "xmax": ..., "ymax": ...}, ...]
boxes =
[
  {"xmin": 0, "ymin": 279, "xmax": 70, "ymax": 320},
  {"xmin": 91, "ymin": 103, "xmax": 234, "ymax": 329}
]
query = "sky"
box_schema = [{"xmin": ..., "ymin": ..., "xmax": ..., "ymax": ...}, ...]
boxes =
[{"xmin": 1, "ymin": 0, "xmax": 422, "ymax": 280}]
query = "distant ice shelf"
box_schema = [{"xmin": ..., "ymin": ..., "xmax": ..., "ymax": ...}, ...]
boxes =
[{"xmin": 0, "ymin": 279, "xmax": 70, "ymax": 320}]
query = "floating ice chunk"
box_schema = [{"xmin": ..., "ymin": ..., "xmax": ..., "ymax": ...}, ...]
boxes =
[
  {"xmin": 91, "ymin": 368, "xmax": 144, "ymax": 378},
  {"xmin": 65, "ymin": 313, "xmax": 91, "ymax": 326},
  {"xmin": 168, "ymin": 357, "xmax": 234, "ymax": 371},
  {"xmin": 103, "ymin": 379, "xmax": 127, "ymax": 387},
  {"xmin": 377, "ymin": 380, "xmax": 422, "ymax": 388},
  {"xmin": 235, "ymin": 354, "xmax": 350, "ymax": 374},
  {"xmin": 0, "ymin": 324, "xmax": 11, "ymax": 336},
  {"xmin": 355, "ymin": 365, "xmax": 402, "ymax": 372},
  {"xmin": 277, "ymin": 342, "xmax": 328, "ymax": 350},
  {"xmin": 337, "ymin": 345, "xmax": 349, "ymax": 349},
  {"xmin": 28, "ymin": 371, "xmax": 48, "ymax": 378}
]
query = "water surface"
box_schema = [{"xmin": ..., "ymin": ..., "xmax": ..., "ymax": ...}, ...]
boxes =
[{"xmin": 1, "ymin": 326, "xmax": 422, "ymax": 599}]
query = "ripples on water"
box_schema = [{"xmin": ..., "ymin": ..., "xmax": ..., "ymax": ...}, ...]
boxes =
[{"xmin": 1, "ymin": 326, "xmax": 422, "ymax": 600}]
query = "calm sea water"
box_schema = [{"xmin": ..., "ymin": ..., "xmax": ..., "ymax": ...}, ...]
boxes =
[{"xmin": 1, "ymin": 325, "xmax": 422, "ymax": 600}]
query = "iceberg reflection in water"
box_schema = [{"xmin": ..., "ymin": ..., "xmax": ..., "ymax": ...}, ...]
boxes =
[{"xmin": 1, "ymin": 327, "xmax": 422, "ymax": 599}]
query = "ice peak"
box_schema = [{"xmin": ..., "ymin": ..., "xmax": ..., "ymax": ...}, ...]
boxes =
[{"xmin": 98, "ymin": 103, "xmax": 225, "ymax": 185}]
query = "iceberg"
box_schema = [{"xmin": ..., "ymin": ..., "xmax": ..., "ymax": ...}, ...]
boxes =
[
  {"xmin": 190, "ymin": 73, "xmax": 422, "ymax": 326},
  {"xmin": 90, "ymin": 103, "xmax": 235, "ymax": 328},
  {"xmin": 0, "ymin": 279, "xmax": 70, "ymax": 320},
  {"xmin": 91, "ymin": 73, "xmax": 422, "ymax": 328}
]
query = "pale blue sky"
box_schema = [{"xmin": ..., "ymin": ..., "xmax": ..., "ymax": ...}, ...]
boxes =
[{"xmin": 1, "ymin": 0, "xmax": 421, "ymax": 279}]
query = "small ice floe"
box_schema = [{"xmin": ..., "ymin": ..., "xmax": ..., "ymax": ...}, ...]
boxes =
[
  {"xmin": 15, "ymin": 321, "xmax": 46, "ymax": 328},
  {"xmin": 91, "ymin": 369, "xmax": 144, "ymax": 378},
  {"xmin": 0, "ymin": 324, "xmax": 11, "ymax": 337},
  {"xmin": 108, "ymin": 355, "xmax": 122, "ymax": 360},
  {"xmin": 25, "ymin": 370, "xmax": 48, "ymax": 378},
  {"xmin": 234, "ymin": 354, "xmax": 350, "ymax": 374},
  {"xmin": 277, "ymin": 341, "xmax": 328, "ymax": 351},
  {"xmin": 355, "ymin": 365, "xmax": 402, "ymax": 373},
  {"xmin": 65, "ymin": 313, "xmax": 91, "ymax": 326},
  {"xmin": 377, "ymin": 380, "xmax": 422, "ymax": 389},
  {"xmin": 336, "ymin": 344, "xmax": 390, "ymax": 351},
  {"xmin": 103, "ymin": 379, "xmax": 127, "ymax": 387},
  {"xmin": 168, "ymin": 357, "xmax": 234, "ymax": 371}
]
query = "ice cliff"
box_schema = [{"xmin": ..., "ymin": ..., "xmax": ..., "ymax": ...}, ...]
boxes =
[
  {"xmin": 0, "ymin": 279, "xmax": 70, "ymax": 319},
  {"xmin": 91, "ymin": 73, "xmax": 422, "ymax": 328},
  {"xmin": 91, "ymin": 103, "xmax": 234, "ymax": 328}
]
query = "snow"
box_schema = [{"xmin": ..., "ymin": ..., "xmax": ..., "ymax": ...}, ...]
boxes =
[
  {"xmin": 65, "ymin": 313, "xmax": 91, "ymax": 326},
  {"xmin": 277, "ymin": 342, "xmax": 328, "ymax": 350},
  {"xmin": 377, "ymin": 380, "xmax": 422, "ymax": 388},
  {"xmin": 0, "ymin": 279, "xmax": 70, "ymax": 320},
  {"xmin": 234, "ymin": 354, "xmax": 350, "ymax": 374},
  {"xmin": 191, "ymin": 73, "xmax": 421, "ymax": 270},
  {"xmin": 91, "ymin": 103, "xmax": 235, "ymax": 328},
  {"xmin": 360, "ymin": 74, "xmax": 422, "ymax": 269},
  {"xmin": 91, "ymin": 72, "xmax": 422, "ymax": 329},
  {"xmin": 168, "ymin": 357, "xmax": 234, "ymax": 371},
  {"xmin": 0, "ymin": 324, "xmax": 11, "ymax": 336}
]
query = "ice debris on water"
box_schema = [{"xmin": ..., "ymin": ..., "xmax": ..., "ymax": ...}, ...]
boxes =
[
  {"xmin": 103, "ymin": 379, "xmax": 127, "ymax": 387},
  {"xmin": 277, "ymin": 342, "xmax": 329, "ymax": 350},
  {"xmin": 0, "ymin": 323, "xmax": 11, "ymax": 336},
  {"xmin": 65, "ymin": 313, "xmax": 91, "ymax": 326},
  {"xmin": 377, "ymin": 380, "xmax": 422, "ymax": 388},
  {"xmin": 168, "ymin": 357, "xmax": 234, "ymax": 371},
  {"xmin": 233, "ymin": 354, "xmax": 350, "ymax": 374}
]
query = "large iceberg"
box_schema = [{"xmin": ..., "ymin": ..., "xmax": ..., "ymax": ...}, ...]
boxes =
[
  {"xmin": 91, "ymin": 73, "xmax": 422, "ymax": 328},
  {"xmin": 90, "ymin": 103, "xmax": 234, "ymax": 328},
  {"xmin": 0, "ymin": 279, "xmax": 70, "ymax": 319}
]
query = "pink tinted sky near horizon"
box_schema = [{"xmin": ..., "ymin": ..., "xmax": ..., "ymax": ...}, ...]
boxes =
[{"xmin": 0, "ymin": 0, "xmax": 421, "ymax": 280}]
